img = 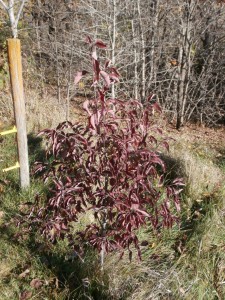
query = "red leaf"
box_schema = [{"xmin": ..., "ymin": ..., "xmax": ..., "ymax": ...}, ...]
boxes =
[
  {"xmin": 61, "ymin": 223, "xmax": 68, "ymax": 230},
  {"xmin": 92, "ymin": 46, "xmax": 98, "ymax": 60},
  {"xmin": 100, "ymin": 70, "xmax": 111, "ymax": 87},
  {"xmin": 175, "ymin": 200, "xmax": 181, "ymax": 212},
  {"xmin": 109, "ymin": 73, "xmax": 120, "ymax": 82},
  {"xmin": 135, "ymin": 208, "xmax": 150, "ymax": 218},
  {"xmin": 110, "ymin": 178, "xmax": 116, "ymax": 186},
  {"xmin": 162, "ymin": 141, "xmax": 169, "ymax": 152},
  {"xmin": 95, "ymin": 39, "xmax": 107, "ymax": 48},
  {"xmin": 54, "ymin": 223, "xmax": 61, "ymax": 231},
  {"xmin": 147, "ymin": 94, "xmax": 157, "ymax": 103},
  {"xmin": 85, "ymin": 36, "xmax": 92, "ymax": 44},
  {"xmin": 109, "ymin": 67, "xmax": 120, "ymax": 77},
  {"xmin": 74, "ymin": 70, "xmax": 88, "ymax": 85},
  {"xmin": 152, "ymin": 102, "xmax": 162, "ymax": 113},
  {"xmin": 93, "ymin": 59, "xmax": 100, "ymax": 81},
  {"xmin": 90, "ymin": 114, "xmax": 96, "ymax": 130},
  {"xmin": 83, "ymin": 100, "xmax": 91, "ymax": 115},
  {"xmin": 105, "ymin": 60, "xmax": 111, "ymax": 68},
  {"xmin": 98, "ymin": 88, "xmax": 106, "ymax": 104},
  {"xmin": 172, "ymin": 178, "xmax": 185, "ymax": 186}
]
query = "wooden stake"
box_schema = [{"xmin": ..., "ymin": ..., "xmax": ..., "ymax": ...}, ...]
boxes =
[{"xmin": 7, "ymin": 38, "xmax": 30, "ymax": 188}]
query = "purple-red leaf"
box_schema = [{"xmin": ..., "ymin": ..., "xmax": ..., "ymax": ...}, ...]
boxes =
[
  {"xmin": 162, "ymin": 141, "xmax": 169, "ymax": 152},
  {"xmin": 105, "ymin": 60, "xmax": 111, "ymax": 68},
  {"xmin": 92, "ymin": 46, "xmax": 98, "ymax": 60},
  {"xmin": 95, "ymin": 39, "xmax": 107, "ymax": 48},
  {"xmin": 109, "ymin": 73, "xmax": 120, "ymax": 82},
  {"xmin": 100, "ymin": 70, "xmax": 111, "ymax": 87},
  {"xmin": 93, "ymin": 59, "xmax": 100, "ymax": 81},
  {"xmin": 85, "ymin": 36, "xmax": 92, "ymax": 44},
  {"xmin": 152, "ymin": 102, "xmax": 162, "ymax": 113},
  {"xmin": 83, "ymin": 100, "xmax": 91, "ymax": 115},
  {"xmin": 172, "ymin": 178, "xmax": 185, "ymax": 186},
  {"xmin": 74, "ymin": 70, "xmax": 88, "ymax": 85}
]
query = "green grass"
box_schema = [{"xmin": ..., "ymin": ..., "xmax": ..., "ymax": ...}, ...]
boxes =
[
  {"xmin": 0, "ymin": 133, "xmax": 111, "ymax": 300},
  {"xmin": 0, "ymin": 129, "xmax": 225, "ymax": 299}
]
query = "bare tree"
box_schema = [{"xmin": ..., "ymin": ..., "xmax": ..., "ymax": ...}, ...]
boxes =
[
  {"xmin": 25, "ymin": 0, "xmax": 225, "ymax": 126},
  {"xmin": 0, "ymin": 0, "xmax": 26, "ymax": 38}
]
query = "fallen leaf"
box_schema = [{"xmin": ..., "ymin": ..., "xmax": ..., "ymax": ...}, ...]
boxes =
[
  {"xmin": 55, "ymin": 277, "xmax": 59, "ymax": 289},
  {"xmin": 74, "ymin": 70, "xmax": 88, "ymax": 85},
  {"xmin": 140, "ymin": 240, "xmax": 149, "ymax": 246},
  {"xmin": 30, "ymin": 278, "xmax": 43, "ymax": 289},
  {"xmin": 151, "ymin": 242, "xmax": 156, "ymax": 248},
  {"xmin": 19, "ymin": 204, "xmax": 29, "ymax": 212},
  {"xmin": 19, "ymin": 290, "xmax": 32, "ymax": 300},
  {"xmin": 179, "ymin": 287, "xmax": 185, "ymax": 295},
  {"xmin": 19, "ymin": 269, "xmax": 30, "ymax": 279},
  {"xmin": 82, "ymin": 277, "xmax": 90, "ymax": 287}
]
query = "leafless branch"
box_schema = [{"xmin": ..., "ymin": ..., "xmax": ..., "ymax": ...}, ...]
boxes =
[
  {"xmin": 15, "ymin": 0, "xmax": 26, "ymax": 27},
  {"xmin": 0, "ymin": 0, "xmax": 8, "ymax": 10}
]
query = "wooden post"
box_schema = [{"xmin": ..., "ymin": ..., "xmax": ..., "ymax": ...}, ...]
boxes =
[{"xmin": 7, "ymin": 38, "xmax": 30, "ymax": 188}]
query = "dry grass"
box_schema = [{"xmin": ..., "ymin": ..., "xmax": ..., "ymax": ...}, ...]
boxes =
[
  {"xmin": 104, "ymin": 251, "xmax": 178, "ymax": 300},
  {"xmin": 101, "ymin": 126, "xmax": 225, "ymax": 300},
  {"xmin": 0, "ymin": 85, "xmax": 68, "ymax": 133},
  {"xmin": 170, "ymin": 139, "xmax": 224, "ymax": 200},
  {"xmin": 0, "ymin": 88, "xmax": 13, "ymax": 125},
  {"xmin": 1, "ymin": 97, "xmax": 225, "ymax": 299},
  {"xmin": 25, "ymin": 89, "xmax": 67, "ymax": 132}
]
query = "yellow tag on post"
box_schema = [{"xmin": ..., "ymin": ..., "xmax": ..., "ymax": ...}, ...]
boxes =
[
  {"xmin": 0, "ymin": 126, "xmax": 17, "ymax": 136},
  {"xmin": 3, "ymin": 162, "xmax": 20, "ymax": 172}
]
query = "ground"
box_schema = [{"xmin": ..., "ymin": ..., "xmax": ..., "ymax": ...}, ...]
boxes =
[{"xmin": 0, "ymin": 99, "xmax": 225, "ymax": 299}]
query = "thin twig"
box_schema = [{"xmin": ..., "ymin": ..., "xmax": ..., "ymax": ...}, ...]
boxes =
[
  {"xmin": 0, "ymin": 0, "xmax": 8, "ymax": 10},
  {"xmin": 15, "ymin": 0, "xmax": 26, "ymax": 28}
]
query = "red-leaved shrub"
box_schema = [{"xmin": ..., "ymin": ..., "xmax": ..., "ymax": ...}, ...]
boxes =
[{"xmin": 26, "ymin": 37, "xmax": 183, "ymax": 260}]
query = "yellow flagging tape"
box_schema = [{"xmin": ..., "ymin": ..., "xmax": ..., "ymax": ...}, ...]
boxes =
[
  {"xmin": 0, "ymin": 126, "xmax": 17, "ymax": 136},
  {"xmin": 3, "ymin": 162, "xmax": 20, "ymax": 172}
]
